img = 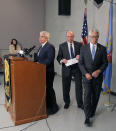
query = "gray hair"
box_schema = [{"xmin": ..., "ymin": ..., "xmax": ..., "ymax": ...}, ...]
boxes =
[
  {"xmin": 40, "ymin": 31, "xmax": 50, "ymax": 40},
  {"xmin": 89, "ymin": 29, "xmax": 99, "ymax": 37}
]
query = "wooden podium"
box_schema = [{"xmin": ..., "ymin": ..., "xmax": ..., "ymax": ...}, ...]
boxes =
[{"xmin": 4, "ymin": 56, "xmax": 47, "ymax": 125}]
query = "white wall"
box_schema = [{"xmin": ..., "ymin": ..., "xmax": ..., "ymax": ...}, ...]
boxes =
[
  {"xmin": 45, "ymin": 0, "xmax": 116, "ymax": 92},
  {"xmin": 0, "ymin": 0, "xmax": 45, "ymax": 49}
]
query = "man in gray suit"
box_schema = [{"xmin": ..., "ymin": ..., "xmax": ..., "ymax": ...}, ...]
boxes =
[
  {"xmin": 79, "ymin": 29, "xmax": 108, "ymax": 126},
  {"xmin": 57, "ymin": 31, "xmax": 83, "ymax": 109}
]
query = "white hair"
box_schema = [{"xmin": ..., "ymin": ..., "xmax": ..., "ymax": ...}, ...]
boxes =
[
  {"xmin": 40, "ymin": 31, "xmax": 50, "ymax": 40},
  {"xmin": 89, "ymin": 29, "xmax": 99, "ymax": 37}
]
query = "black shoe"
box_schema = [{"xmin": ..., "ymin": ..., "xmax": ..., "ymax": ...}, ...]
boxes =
[
  {"xmin": 64, "ymin": 104, "xmax": 69, "ymax": 109},
  {"xmin": 52, "ymin": 105, "xmax": 59, "ymax": 114},
  {"xmin": 78, "ymin": 105, "xmax": 84, "ymax": 110},
  {"xmin": 84, "ymin": 118, "xmax": 91, "ymax": 127},
  {"xmin": 47, "ymin": 108, "xmax": 52, "ymax": 116},
  {"xmin": 90, "ymin": 113, "xmax": 95, "ymax": 118},
  {"xmin": 47, "ymin": 105, "xmax": 59, "ymax": 116}
]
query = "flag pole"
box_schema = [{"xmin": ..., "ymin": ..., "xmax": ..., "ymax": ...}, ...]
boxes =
[
  {"xmin": 104, "ymin": 0, "xmax": 114, "ymax": 111},
  {"xmin": 104, "ymin": 91, "xmax": 113, "ymax": 110},
  {"xmin": 84, "ymin": 0, "xmax": 87, "ymax": 5}
]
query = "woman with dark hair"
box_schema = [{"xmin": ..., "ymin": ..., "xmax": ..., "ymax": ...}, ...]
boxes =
[{"xmin": 9, "ymin": 39, "xmax": 21, "ymax": 54}]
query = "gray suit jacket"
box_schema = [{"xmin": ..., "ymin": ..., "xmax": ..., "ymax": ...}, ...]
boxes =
[{"xmin": 78, "ymin": 43, "xmax": 108, "ymax": 78}]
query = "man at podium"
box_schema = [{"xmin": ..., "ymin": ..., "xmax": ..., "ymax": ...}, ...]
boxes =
[{"xmin": 34, "ymin": 31, "xmax": 59, "ymax": 116}]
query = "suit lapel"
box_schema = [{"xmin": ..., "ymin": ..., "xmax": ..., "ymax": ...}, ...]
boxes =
[
  {"xmin": 94, "ymin": 44, "xmax": 100, "ymax": 61},
  {"xmin": 74, "ymin": 42, "xmax": 77, "ymax": 56},
  {"xmin": 65, "ymin": 42, "xmax": 70, "ymax": 59},
  {"xmin": 87, "ymin": 43, "xmax": 93, "ymax": 62},
  {"xmin": 38, "ymin": 42, "xmax": 48, "ymax": 56},
  {"xmin": 66, "ymin": 41, "xmax": 76, "ymax": 59}
]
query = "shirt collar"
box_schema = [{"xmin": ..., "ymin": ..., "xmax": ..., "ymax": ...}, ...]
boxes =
[
  {"xmin": 41, "ymin": 41, "xmax": 47, "ymax": 47},
  {"xmin": 67, "ymin": 41, "xmax": 74, "ymax": 46},
  {"xmin": 90, "ymin": 42, "xmax": 97, "ymax": 47}
]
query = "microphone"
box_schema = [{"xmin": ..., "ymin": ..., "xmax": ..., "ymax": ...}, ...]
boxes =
[{"xmin": 23, "ymin": 45, "xmax": 36, "ymax": 57}]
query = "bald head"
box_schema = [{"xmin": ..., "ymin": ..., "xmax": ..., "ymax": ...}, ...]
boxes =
[{"xmin": 66, "ymin": 31, "xmax": 74, "ymax": 43}]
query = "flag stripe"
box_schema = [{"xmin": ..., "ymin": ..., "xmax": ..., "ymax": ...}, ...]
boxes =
[{"xmin": 81, "ymin": 7, "xmax": 88, "ymax": 45}]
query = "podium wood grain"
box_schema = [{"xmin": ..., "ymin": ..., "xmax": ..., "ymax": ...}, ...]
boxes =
[{"xmin": 6, "ymin": 57, "xmax": 47, "ymax": 125}]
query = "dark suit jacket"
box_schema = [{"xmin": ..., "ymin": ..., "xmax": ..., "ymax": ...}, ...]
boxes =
[
  {"xmin": 79, "ymin": 43, "xmax": 108, "ymax": 79},
  {"xmin": 57, "ymin": 41, "xmax": 81, "ymax": 77},
  {"xmin": 34, "ymin": 42, "xmax": 55, "ymax": 73}
]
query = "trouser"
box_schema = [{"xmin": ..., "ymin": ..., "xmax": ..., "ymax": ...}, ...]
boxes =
[
  {"xmin": 46, "ymin": 72, "xmax": 57, "ymax": 109},
  {"xmin": 83, "ymin": 77, "xmax": 102, "ymax": 119},
  {"xmin": 62, "ymin": 68, "xmax": 83, "ymax": 106}
]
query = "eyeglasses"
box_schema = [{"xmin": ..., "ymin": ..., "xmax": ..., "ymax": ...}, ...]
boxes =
[
  {"xmin": 90, "ymin": 36, "xmax": 99, "ymax": 38},
  {"xmin": 66, "ymin": 36, "xmax": 74, "ymax": 38}
]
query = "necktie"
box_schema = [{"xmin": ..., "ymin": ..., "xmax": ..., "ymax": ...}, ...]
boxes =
[
  {"xmin": 91, "ymin": 45, "xmax": 95, "ymax": 60},
  {"xmin": 70, "ymin": 44, "xmax": 75, "ymax": 58},
  {"xmin": 37, "ymin": 46, "xmax": 42, "ymax": 56}
]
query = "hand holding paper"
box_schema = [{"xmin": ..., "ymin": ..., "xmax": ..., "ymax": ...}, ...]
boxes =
[{"xmin": 65, "ymin": 58, "xmax": 78, "ymax": 67}]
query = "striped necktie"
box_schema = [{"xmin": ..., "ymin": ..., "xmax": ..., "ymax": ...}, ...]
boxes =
[
  {"xmin": 91, "ymin": 45, "xmax": 95, "ymax": 60},
  {"xmin": 70, "ymin": 44, "xmax": 75, "ymax": 58}
]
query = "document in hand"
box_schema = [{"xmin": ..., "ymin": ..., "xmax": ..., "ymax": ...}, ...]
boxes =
[{"xmin": 65, "ymin": 58, "xmax": 78, "ymax": 67}]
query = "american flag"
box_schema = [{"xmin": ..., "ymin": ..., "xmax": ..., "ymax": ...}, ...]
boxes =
[{"xmin": 81, "ymin": 7, "xmax": 88, "ymax": 45}]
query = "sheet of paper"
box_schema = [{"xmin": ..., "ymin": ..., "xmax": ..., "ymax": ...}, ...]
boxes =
[{"xmin": 65, "ymin": 58, "xmax": 78, "ymax": 67}]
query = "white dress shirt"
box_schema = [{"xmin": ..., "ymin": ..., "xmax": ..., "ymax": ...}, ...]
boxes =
[
  {"xmin": 67, "ymin": 42, "xmax": 75, "ymax": 59},
  {"xmin": 41, "ymin": 41, "xmax": 47, "ymax": 47},
  {"xmin": 60, "ymin": 42, "xmax": 75, "ymax": 64},
  {"xmin": 38, "ymin": 41, "xmax": 47, "ymax": 56},
  {"xmin": 90, "ymin": 42, "xmax": 97, "ymax": 54}
]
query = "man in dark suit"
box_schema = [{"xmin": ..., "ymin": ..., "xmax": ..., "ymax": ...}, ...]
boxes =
[
  {"xmin": 79, "ymin": 29, "xmax": 108, "ymax": 126},
  {"xmin": 34, "ymin": 31, "xmax": 59, "ymax": 116},
  {"xmin": 57, "ymin": 31, "xmax": 83, "ymax": 109}
]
